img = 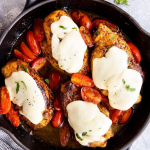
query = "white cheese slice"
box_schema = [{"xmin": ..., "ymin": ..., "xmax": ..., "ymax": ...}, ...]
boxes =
[
  {"xmin": 67, "ymin": 101, "xmax": 112, "ymax": 146},
  {"xmin": 51, "ymin": 16, "xmax": 87, "ymax": 73},
  {"xmin": 5, "ymin": 71, "xmax": 45, "ymax": 124}
]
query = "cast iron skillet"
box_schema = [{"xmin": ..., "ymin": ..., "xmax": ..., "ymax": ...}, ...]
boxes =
[{"xmin": 0, "ymin": 0, "xmax": 150, "ymax": 150}]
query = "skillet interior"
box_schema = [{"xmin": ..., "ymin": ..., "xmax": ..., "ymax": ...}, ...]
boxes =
[{"xmin": 0, "ymin": 0, "xmax": 150, "ymax": 149}]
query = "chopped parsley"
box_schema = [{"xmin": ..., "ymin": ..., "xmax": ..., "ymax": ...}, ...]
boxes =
[
  {"xmin": 82, "ymin": 132, "xmax": 87, "ymax": 136},
  {"xmin": 21, "ymin": 81, "xmax": 27, "ymax": 90},
  {"xmin": 59, "ymin": 25, "xmax": 67, "ymax": 30},
  {"xmin": 126, "ymin": 85, "xmax": 136, "ymax": 92},
  {"xmin": 89, "ymin": 130, "xmax": 92, "ymax": 132},
  {"xmin": 86, "ymin": 49, "xmax": 88, "ymax": 52},
  {"xmin": 127, "ymin": 59, "xmax": 129, "ymax": 63},
  {"xmin": 122, "ymin": 79, "xmax": 126, "ymax": 84},
  {"xmin": 15, "ymin": 82, "xmax": 20, "ymax": 94},
  {"xmin": 21, "ymin": 64, "xmax": 28, "ymax": 73},
  {"xmin": 72, "ymin": 27, "xmax": 77, "ymax": 31},
  {"xmin": 76, "ymin": 133, "xmax": 83, "ymax": 141},
  {"xmin": 109, "ymin": 36, "xmax": 115, "ymax": 40},
  {"xmin": 99, "ymin": 127, "xmax": 101, "ymax": 130},
  {"xmin": 115, "ymin": 0, "xmax": 129, "ymax": 5},
  {"xmin": 128, "ymin": 66, "xmax": 132, "ymax": 69},
  {"xmin": 96, "ymin": 31, "xmax": 100, "ymax": 35},
  {"xmin": 60, "ymin": 65, "xmax": 63, "ymax": 68},
  {"xmin": 45, "ymin": 79, "xmax": 50, "ymax": 84}
]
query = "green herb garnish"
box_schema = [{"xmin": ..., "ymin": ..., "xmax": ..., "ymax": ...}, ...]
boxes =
[
  {"xmin": 122, "ymin": 79, "xmax": 126, "ymax": 84},
  {"xmin": 99, "ymin": 127, "xmax": 101, "ymax": 130},
  {"xmin": 96, "ymin": 31, "xmax": 100, "ymax": 35},
  {"xmin": 21, "ymin": 81, "xmax": 27, "ymax": 90},
  {"xmin": 109, "ymin": 36, "xmax": 115, "ymax": 40},
  {"xmin": 126, "ymin": 85, "xmax": 136, "ymax": 92},
  {"xmin": 86, "ymin": 49, "xmax": 88, "ymax": 52},
  {"xmin": 76, "ymin": 133, "xmax": 83, "ymax": 141},
  {"xmin": 72, "ymin": 27, "xmax": 77, "ymax": 31},
  {"xmin": 59, "ymin": 25, "xmax": 67, "ymax": 30},
  {"xmin": 15, "ymin": 82, "xmax": 20, "ymax": 94},
  {"xmin": 45, "ymin": 79, "xmax": 50, "ymax": 84},
  {"xmin": 115, "ymin": 0, "xmax": 129, "ymax": 5},
  {"xmin": 89, "ymin": 130, "xmax": 92, "ymax": 132},
  {"xmin": 21, "ymin": 64, "xmax": 28, "ymax": 73},
  {"xmin": 60, "ymin": 65, "xmax": 63, "ymax": 68},
  {"xmin": 82, "ymin": 132, "xmax": 87, "ymax": 136},
  {"xmin": 127, "ymin": 59, "xmax": 129, "ymax": 63}
]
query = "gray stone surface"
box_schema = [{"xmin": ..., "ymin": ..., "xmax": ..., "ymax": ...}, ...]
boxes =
[{"xmin": 0, "ymin": 0, "xmax": 150, "ymax": 150}]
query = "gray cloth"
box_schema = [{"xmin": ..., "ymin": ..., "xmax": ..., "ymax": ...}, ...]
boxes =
[{"xmin": 0, "ymin": 0, "xmax": 150, "ymax": 150}]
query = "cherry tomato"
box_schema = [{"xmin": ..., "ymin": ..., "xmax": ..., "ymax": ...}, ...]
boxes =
[
  {"xmin": 59, "ymin": 121, "xmax": 70, "ymax": 146},
  {"xmin": 71, "ymin": 74, "xmax": 94, "ymax": 88},
  {"xmin": 92, "ymin": 19, "xmax": 118, "ymax": 32},
  {"xmin": 0, "ymin": 87, "xmax": 11, "ymax": 114},
  {"xmin": 33, "ymin": 18, "xmax": 45, "ymax": 41},
  {"xmin": 79, "ymin": 15, "xmax": 92, "ymax": 32},
  {"xmin": 110, "ymin": 109, "xmax": 123, "ymax": 124},
  {"xmin": 5, "ymin": 107, "xmax": 20, "ymax": 127},
  {"xmin": 26, "ymin": 31, "xmax": 40, "ymax": 55},
  {"xmin": 53, "ymin": 94, "xmax": 62, "ymax": 111},
  {"xmin": 119, "ymin": 108, "xmax": 132, "ymax": 124},
  {"xmin": 31, "ymin": 57, "xmax": 46, "ymax": 70},
  {"xmin": 81, "ymin": 87, "xmax": 102, "ymax": 104},
  {"xmin": 20, "ymin": 42, "xmax": 37, "ymax": 59},
  {"xmin": 127, "ymin": 42, "xmax": 141, "ymax": 63},
  {"xmin": 71, "ymin": 11, "xmax": 84, "ymax": 24},
  {"xmin": 49, "ymin": 72, "xmax": 61, "ymax": 90},
  {"xmin": 51, "ymin": 111, "xmax": 63, "ymax": 128},
  {"xmin": 79, "ymin": 26, "xmax": 94, "ymax": 47},
  {"xmin": 14, "ymin": 49, "xmax": 33, "ymax": 63}
]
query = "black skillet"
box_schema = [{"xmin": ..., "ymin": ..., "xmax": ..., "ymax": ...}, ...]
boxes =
[{"xmin": 0, "ymin": 0, "xmax": 150, "ymax": 150}]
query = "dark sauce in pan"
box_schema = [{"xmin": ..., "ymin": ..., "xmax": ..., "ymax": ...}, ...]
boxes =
[{"xmin": 11, "ymin": 9, "xmax": 141, "ymax": 148}]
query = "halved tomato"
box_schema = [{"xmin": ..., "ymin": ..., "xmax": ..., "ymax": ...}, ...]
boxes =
[
  {"xmin": 71, "ymin": 11, "xmax": 84, "ymax": 24},
  {"xmin": 110, "ymin": 109, "xmax": 123, "ymax": 124},
  {"xmin": 31, "ymin": 57, "xmax": 46, "ymax": 70}
]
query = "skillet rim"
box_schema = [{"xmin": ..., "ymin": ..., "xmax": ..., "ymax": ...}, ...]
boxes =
[{"xmin": 0, "ymin": 0, "xmax": 150, "ymax": 150}]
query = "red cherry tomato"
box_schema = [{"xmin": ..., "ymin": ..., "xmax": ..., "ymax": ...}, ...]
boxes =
[
  {"xmin": 33, "ymin": 18, "xmax": 45, "ymax": 41},
  {"xmin": 110, "ymin": 109, "xmax": 123, "ymax": 124},
  {"xmin": 53, "ymin": 94, "xmax": 62, "ymax": 111},
  {"xmin": 79, "ymin": 26, "xmax": 94, "ymax": 47},
  {"xmin": 79, "ymin": 15, "xmax": 92, "ymax": 32},
  {"xmin": 81, "ymin": 87, "xmax": 102, "ymax": 104},
  {"xmin": 31, "ymin": 57, "xmax": 46, "ymax": 70},
  {"xmin": 92, "ymin": 19, "xmax": 118, "ymax": 32},
  {"xmin": 127, "ymin": 42, "xmax": 141, "ymax": 63},
  {"xmin": 0, "ymin": 86, "xmax": 11, "ymax": 114},
  {"xmin": 5, "ymin": 107, "xmax": 20, "ymax": 127},
  {"xmin": 14, "ymin": 49, "xmax": 33, "ymax": 63},
  {"xmin": 71, "ymin": 11, "xmax": 84, "ymax": 24},
  {"xmin": 71, "ymin": 74, "xmax": 94, "ymax": 88},
  {"xmin": 51, "ymin": 111, "xmax": 63, "ymax": 128},
  {"xmin": 49, "ymin": 72, "xmax": 61, "ymax": 90},
  {"xmin": 20, "ymin": 42, "xmax": 37, "ymax": 59},
  {"xmin": 119, "ymin": 108, "xmax": 132, "ymax": 124},
  {"xmin": 26, "ymin": 31, "xmax": 40, "ymax": 55}
]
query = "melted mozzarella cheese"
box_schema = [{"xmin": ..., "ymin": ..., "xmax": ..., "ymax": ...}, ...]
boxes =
[
  {"xmin": 67, "ymin": 101, "xmax": 112, "ymax": 146},
  {"xmin": 5, "ymin": 71, "xmax": 45, "ymax": 124},
  {"xmin": 93, "ymin": 46, "xmax": 143, "ymax": 110},
  {"xmin": 51, "ymin": 16, "xmax": 87, "ymax": 73}
]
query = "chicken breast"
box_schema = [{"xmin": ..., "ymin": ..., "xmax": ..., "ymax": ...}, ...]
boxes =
[
  {"xmin": 61, "ymin": 81, "xmax": 113, "ymax": 147},
  {"xmin": 1, "ymin": 60, "xmax": 54, "ymax": 130},
  {"xmin": 43, "ymin": 10, "xmax": 90, "ymax": 76}
]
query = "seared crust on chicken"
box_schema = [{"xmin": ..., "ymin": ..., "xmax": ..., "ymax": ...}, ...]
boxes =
[
  {"xmin": 43, "ymin": 10, "xmax": 90, "ymax": 76},
  {"xmin": 61, "ymin": 81, "xmax": 113, "ymax": 147},
  {"xmin": 1, "ymin": 60, "xmax": 54, "ymax": 130}
]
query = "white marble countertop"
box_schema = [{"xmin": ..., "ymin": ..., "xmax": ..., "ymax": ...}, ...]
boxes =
[{"xmin": 0, "ymin": 0, "xmax": 150, "ymax": 150}]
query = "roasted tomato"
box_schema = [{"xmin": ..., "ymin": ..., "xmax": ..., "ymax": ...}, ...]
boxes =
[
  {"xmin": 92, "ymin": 19, "xmax": 118, "ymax": 32},
  {"xmin": 81, "ymin": 87, "xmax": 102, "ymax": 104},
  {"xmin": 79, "ymin": 26, "xmax": 94, "ymax": 47},
  {"xmin": 119, "ymin": 108, "xmax": 132, "ymax": 124},
  {"xmin": 101, "ymin": 95, "xmax": 109, "ymax": 102},
  {"xmin": 31, "ymin": 57, "xmax": 46, "ymax": 70},
  {"xmin": 49, "ymin": 72, "xmax": 61, "ymax": 90},
  {"xmin": 33, "ymin": 18, "xmax": 45, "ymax": 41},
  {"xmin": 53, "ymin": 94, "xmax": 62, "ymax": 111},
  {"xmin": 20, "ymin": 42, "xmax": 37, "ymax": 59},
  {"xmin": 51, "ymin": 111, "xmax": 63, "ymax": 128},
  {"xmin": 5, "ymin": 107, "xmax": 20, "ymax": 127},
  {"xmin": 71, "ymin": 11, "xmax": 84, "ymax": 24},
  {"xmin": 14, "ymin": 49, "xmax": 33, "ymax": 63},
  {"xmin": 0, "ymin": 86, "xmax": 11, "ymax": 114},
  {"xmin": 127, "ymin": 42, "xmax": 141, "ymax": 63},
  {"xmin": 110, "ymin": 109, "xmax": 123, "ymax": 124},
  {"xmin": 71, "ymin": 74, "xmax": 94, "ymax": 88},
  {"xmin": 26, "ymin": 31, "xmax": 40, "ymax": 55},
  {"xmin": 79, "ymin": 15, "xmax": 92, "ymax": 32},
  {"xmin": 59, "ymin": 121, "xmax": 70, "ymax": 146}
]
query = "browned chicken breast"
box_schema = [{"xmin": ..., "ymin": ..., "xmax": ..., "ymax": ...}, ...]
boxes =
[
  {"xmin": 43, "ymin": 10, "xmax": 90, "ymax": 76},
  {"xmin": 61, "ymin": 81, "xmax": 113, "ymax": 148},
  {"xmin": 1, "ymin": 60, "xmax": 54, "ymax": 130}
]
